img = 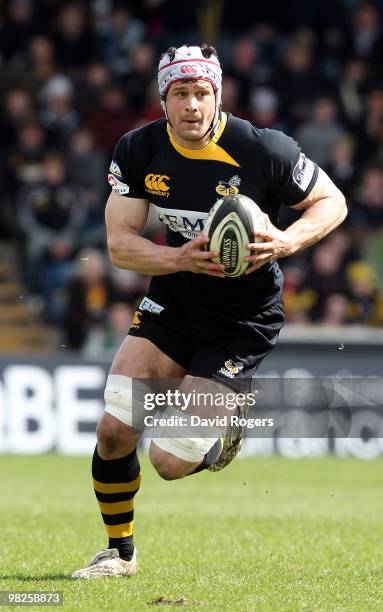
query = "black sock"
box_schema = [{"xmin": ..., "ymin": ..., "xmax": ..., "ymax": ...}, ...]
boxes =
[{"xmin": 92, "ymin": 446, "xmax": 141, "ymax": 561}]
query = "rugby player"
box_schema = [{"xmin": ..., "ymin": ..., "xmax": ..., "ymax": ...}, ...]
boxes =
[{"xmin": 72, "ymin": 44, "xmax": 347, "ymax": 578}]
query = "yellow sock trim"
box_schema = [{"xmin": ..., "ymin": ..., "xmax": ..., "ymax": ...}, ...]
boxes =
[
  {"xmin": 98, "ymin": 499, "xmax": 134, "ymax": 515},
  {"xmin": 105, "ymin": 522, "xmax": 134, "ymax": 538},
  {"xmin": 93, "ymin": 474, "xmax": 141, "ymax": 494}
]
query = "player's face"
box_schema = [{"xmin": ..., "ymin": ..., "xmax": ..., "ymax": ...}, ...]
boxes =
[{"xmin": 166, "ymin": 80, "xmax": 216, "ymax": 147}]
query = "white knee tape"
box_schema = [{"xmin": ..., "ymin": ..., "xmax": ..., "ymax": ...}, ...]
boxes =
[
  {"xmin": 104, "ymin": 374, "xmax": 133, "ymax": 427},
  {"xmin": 152, "ymin": 435, "xmax": 218, "ymax": 462}
]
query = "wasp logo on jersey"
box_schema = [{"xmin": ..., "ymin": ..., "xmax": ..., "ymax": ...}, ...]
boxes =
[
  {"xmin": 216, "ymin": 175, "xmax": 241, "ymax": 196},
  {"xmin": 131, "ymin": 310, "xmax": 142, "ymax": 329},
  {"xmin": 219, "ymin": 359, "xmax": 244, "ymax": 378},
  {"xmin": 145, "ymin": 173, "xmax": 170, "ymax": 197}
]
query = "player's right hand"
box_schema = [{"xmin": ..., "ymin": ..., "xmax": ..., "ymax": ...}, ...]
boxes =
[{"xmin": 177, "ymin": 234, "xmax": 225, "ymax": 277}]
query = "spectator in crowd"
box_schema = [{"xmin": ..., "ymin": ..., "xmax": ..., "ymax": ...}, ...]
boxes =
[
  {"xmin": 265, "ymin": 0, "xmax": 347, "ymax": 34},
  {"xmin": 66, "ymin": 127, "xmax": 107, "ymax": 247},
  {"xmin": 63, "ymin": 248, "xmax": 123, "ymax": 350},
  {"xmin": 273, "ymin": 39, "xmax": 327, "ymax": 127},
  {"xmin": 109, "ymin": 267, "xmax": 148, "ymax": 308},
  {"xmin": 295, "ymin": 97, "xmax": 345, "ymax": 167},
  {"xmin": 320, "ymin": 26, "xmax": 347, "ymax": 81},
  {"xmin": 25, "ymin": 36, "xmax": 57, "ymax": 91},
  {"xmin": 123, "ymin": 41, "xmax": 156, "ymax": 110},
  {"xmin": 350, "ymin": 164, "xmax": 383, "ymax": 228},
  {"xmin": 52, "ymin": 3, "xmax": 98, "ymax": 70},
  {"xmin": 1, "ymin": 1, "xmax": 383, "ymax": 335},
  {"xmin": 39, "ymin": 74, "xmax": 79, "ymax": 147},
  {"xmin": 0, "ymin": 86, "xmax": 36, "ymax": 149},
  {"xmin": 17, "ymin": 151, "xmax": 85, "ymax": 320},
  {"xmin": 326, "ymin": 136, "xmax": 357, "ymax": 194},
  {"xmin": 153, "ymin": 1, "xmax": 201, "ymax": 46},
  {"xmin": 325, "ymin": 229, "xmax": 355, "ymax": 265},
  {"xmin": 322, "ymin": 293, "xmax": 349, "ymax": 325},
  {"xmin": 1, "ymin": 116, "xmax": 45, "ymax": 237},
  {"xmin": 86, "ymin": 84, "xmax": 134, "ymax": 154},
  {"xmin": 133, "ymin": 79, "xmax": 163, "ymax": 126},
  {"xmin": 82, "ymin": 302, "xmax": 134, "ymax": 358},
  {"xmin": 354, "ymin": 88, "xmax": 383, "ymax": 165},
  {"xmin": 282, "ymin": 263, "xmax": 314, "ymax": 323},
  {"xmin": 95, "ymin": 6, "xmax": 145, "ymax": 75},
  {"xmin": 345, "ymin": 261, "xmax": 383, "ymax": 325},
  {"xmin": 248, "ymin": 86, "xmax": 285, "ymax": 131},
  {"xmin": 306, "ymin": 242, "xmax": 346, "ymax": 320},
  {"xmin": 2, "ymin": 121, "xmax": 47, "ymax": 209},
  {"xmin": 220, "ymin": 76, "xmax": 246, "ymax": 117},
  {"xmin": 1, "ymin": 35, "xmax": 57, "ymax": 98},
  {"xmin": 336, "ymin": 57, "xmax": 368, "ymax": 128},
  {"xmin": 226, "ymin": 38, "xmax": 261, "ymax": 108},
  {"xmin": 74, "ymin": 62, "xmax": 113, "ymax": 114},
  {"xmin": 364, "ymin": 226, "xmax": 383, "ymax": 294},
  {"xmin": 346, "ymin": 2, "xmax": 383, "ymax": 66},
  {"xmin": 0, "ymin": 0, "xmax": 37, "ymax": 63}
]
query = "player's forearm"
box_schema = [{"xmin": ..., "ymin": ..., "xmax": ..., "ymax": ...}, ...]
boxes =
[
  {"xmin": 108, "ymin": 231, "xmax": 182, "ymax": 275},
  {"xmin": 284, "ymin": 196, "xmax": 348, "ymax": 255}
]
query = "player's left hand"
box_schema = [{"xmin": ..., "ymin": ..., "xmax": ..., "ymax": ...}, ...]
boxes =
[{"xmin": 244, "ymin": 217, "xmax": 293, "ymax": 274}]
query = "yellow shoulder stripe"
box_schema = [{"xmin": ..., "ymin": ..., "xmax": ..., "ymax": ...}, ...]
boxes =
[{"xmin": 167, "ymin": 113, "xmax": 240, "ymax": 167}]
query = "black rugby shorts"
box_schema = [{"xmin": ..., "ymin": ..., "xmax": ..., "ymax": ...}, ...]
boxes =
[{"xmin": 128, "ymin": 273, "xmax": 285, "ymax": 392}]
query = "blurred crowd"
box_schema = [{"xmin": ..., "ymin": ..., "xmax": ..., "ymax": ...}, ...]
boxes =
[{"xmin": 1, "ymin": 0, "xmax": 383, "ymax": 353}]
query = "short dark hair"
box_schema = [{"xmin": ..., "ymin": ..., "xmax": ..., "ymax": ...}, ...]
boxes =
[{"xmin": 160, "ymin": 43, "xmax": 218, "ymax": 63}]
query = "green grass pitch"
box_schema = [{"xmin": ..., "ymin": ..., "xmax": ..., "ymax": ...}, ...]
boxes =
[{"xmin": 0, "ymin": 454, "xmax": 382, "ymax": 611}]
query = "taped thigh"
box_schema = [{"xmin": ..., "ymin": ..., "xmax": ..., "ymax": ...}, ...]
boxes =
[{"xmin": 150, "ymin": 407, "xmax": 220, "ymax": 462}]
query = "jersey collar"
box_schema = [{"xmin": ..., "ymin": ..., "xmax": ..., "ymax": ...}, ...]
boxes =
[{"xmin": 166, "ymin": 112, "xmax": 239, "ymax": 167}]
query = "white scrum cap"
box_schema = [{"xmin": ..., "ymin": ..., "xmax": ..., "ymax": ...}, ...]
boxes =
[{"xmin": 158, "ymin": 45, "xmax": 222, "ymax": 118}]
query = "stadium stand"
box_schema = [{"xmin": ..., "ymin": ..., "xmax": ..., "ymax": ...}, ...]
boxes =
[{"xmin": 0, "ymin": 0, "xmax": 382, "ymax": 352}]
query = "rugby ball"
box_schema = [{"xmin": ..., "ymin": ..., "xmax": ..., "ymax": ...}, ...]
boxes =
[{"xmin": 204, "ymin": 194, "xmax": 267, "ymax": 277}]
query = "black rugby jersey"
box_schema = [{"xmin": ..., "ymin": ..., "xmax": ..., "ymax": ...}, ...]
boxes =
[{"xmin": 108, "ymin": 113, "xmax": 318, "ymax": 309}]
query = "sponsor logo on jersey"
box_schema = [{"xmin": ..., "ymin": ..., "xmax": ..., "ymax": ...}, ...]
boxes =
[
  {"xmin": 109, "ymin": 160, "xmax": 122, "ymax": 177},
  {"xmin": 151, "ymin": 204, "xmax": 209, "ymax": 240},
  {"xmin": 108, "ymin": 174, "xmax": 130, "ymax": 195},
  {"xmin": 219, "ymin": 359, "xmax": 244, "ymax": 378},
  {"xmin": 161, "ymin": 213, "xmax": 205, "ymax": 237},
  {"xmin": 180, "ymin": 64, "xmax": 199, "ymax": 74},
  {"xmin": 292, "ymin": 154, "xmax": 315, "ymax": 192},
  {"xmin": 160, "ymin": 213, "xmax": 205, "ymax": 237},
  {"xmin": 216, "ymin": 175, "xmax": 241, "ymax": 196},
  {"xmin": 145, "ymin": 173, "xmax": 170, "ymax": 197},
  {"xmin": 131, "ymin": 310, "xmax": 142, "ymax": 329},
  {"xmin": 139, "ymin": 297, "xmax": 164, "ymax": 314}
]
